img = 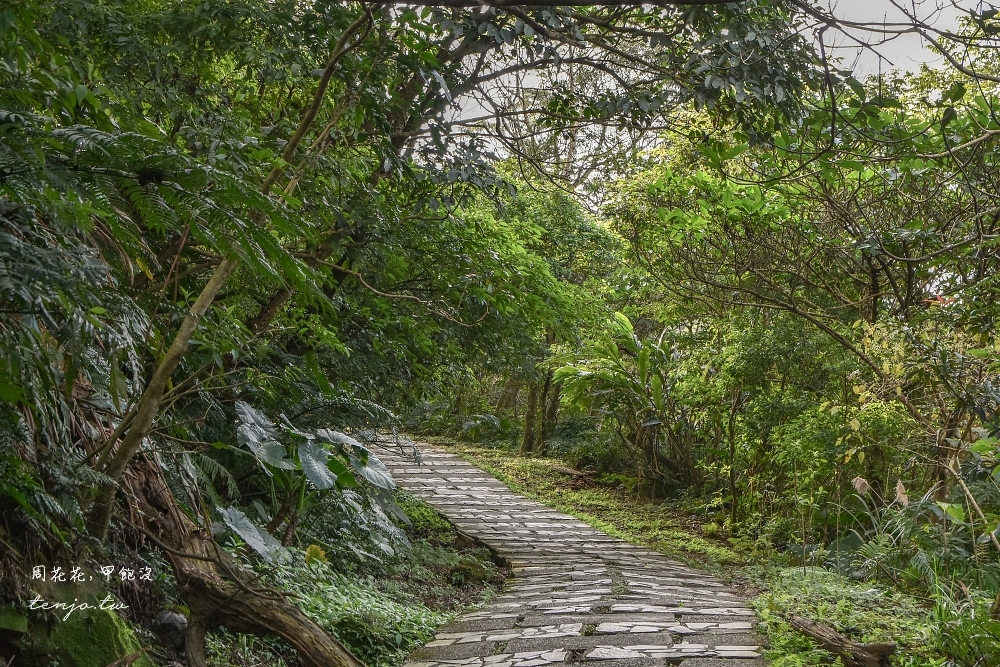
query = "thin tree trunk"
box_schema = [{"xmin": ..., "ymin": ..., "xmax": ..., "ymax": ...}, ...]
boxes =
[
  {"xmin": 85, "ymin": 11, "xmax": 373, "ymax": 539},
  {"xmin": 265, "ymin": 495, "xmax": 292, "ymax": 534},
  {"xmin": 494, "ymin": 377, "xmax": 520, "ymax": 414},
  {"xmin": 282, "ymin": 513, "xmax": 300, "ymax": 547},
  {"xmin": 534, "ymin": 371, "xmax": 552, "ymax": 454},
  {"xmin": 520, "ymin": 383, "xmax": 538, "ymax": 455},
  {"xmin": 727, "ymin": 387, "xmax": 743, "ymax": 525},
  {"xmin": 248, "ymin": 287, "xmax": 292, "ymax": 335},
  {"xmin": 933, "ymin": 406, "xmax": 964, "ymax": 502},
  {"xmin": 536, "ymin": 380, "xmax": 561, "ymax": 457},
  {"xmin": 544, "ymin": 381, "xmax": 561, "ymax": 426},
  {"xmin": 88, "ymin": 258, "xmax": 238, "ymax": 538}
]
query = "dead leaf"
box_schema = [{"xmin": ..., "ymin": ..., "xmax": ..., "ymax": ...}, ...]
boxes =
[
  {"xmin": 852, "ymin": 476, "xmax": 871, "ymax": 495},
  {"xmin": 895, "ymin": 480, "xmax": 909, "ymax": 507}
]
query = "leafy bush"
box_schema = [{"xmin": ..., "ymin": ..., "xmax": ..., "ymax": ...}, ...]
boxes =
[
  {"xmin": 265, "ymin": 556, "xmax": 450, "ymax": 667},
  {"xmin": 207, "ymin": 489, "xmax": 504, "ymax": 667}
]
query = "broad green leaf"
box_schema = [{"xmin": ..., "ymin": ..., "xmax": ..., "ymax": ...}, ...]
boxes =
[
  {"xmin": 651, "ymin": 373, "xmax": 665, "ymax": 412},
  {"xmin": 638, "ymin": 348, "xmax": 650, "ymax": 384},
  {"xmin": 218, "ymin": 506, "xmax": 287, "ymax": 562},
  {"xmin": 298, "ymin": 441, "xmax": 337, "ymax": 490},
  {"xmin": 316, "ymin": 428, "xmax": 362, "ymax": 449},
  {"xmin": 349, "ymin": 450, "xmax": 395, "ymax": 490},
  {"xmin": 936, "ymin": 502, "xmax": 967, "ymax": 523}
]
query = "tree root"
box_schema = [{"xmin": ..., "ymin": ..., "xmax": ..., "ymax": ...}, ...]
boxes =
[{"xmin": 126, "ymin": 455, "xmax": 366, "ymax": 667}]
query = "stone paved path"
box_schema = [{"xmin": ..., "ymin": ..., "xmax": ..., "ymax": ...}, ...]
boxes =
[{"xmin": 374, "ymin": 443, "xmax": 766, "ymax": 667}]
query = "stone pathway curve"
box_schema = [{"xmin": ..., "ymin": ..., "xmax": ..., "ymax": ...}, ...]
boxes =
[{"xmin": 374, "ymin": 443, "xmax": 766, "ymax": 667}]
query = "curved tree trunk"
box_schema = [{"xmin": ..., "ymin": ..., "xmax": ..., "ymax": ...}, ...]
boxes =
[{"xmin": 127, "ymin": 455, "xmax": 366, "ymax": 667}]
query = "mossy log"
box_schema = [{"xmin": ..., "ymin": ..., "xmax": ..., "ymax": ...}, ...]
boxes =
[{"xmin": 789, "ymin": 615, "xmax": 895, "ymax": 667}]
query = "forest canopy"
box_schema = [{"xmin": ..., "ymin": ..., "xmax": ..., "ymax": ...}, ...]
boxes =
[{"xmin": 4, "ymin": 0, "xmax": 1000, "ymax": 666}]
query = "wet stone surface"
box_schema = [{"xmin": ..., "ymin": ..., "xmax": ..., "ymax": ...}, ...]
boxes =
[{"xmin": 375, "ymin": 444, "xmax": 767, "ymax": 667}]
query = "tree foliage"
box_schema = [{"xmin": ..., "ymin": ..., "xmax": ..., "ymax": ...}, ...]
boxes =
[{"xmin": 8, "ymin": 0, "xmax": 1000, "ymax": 664}]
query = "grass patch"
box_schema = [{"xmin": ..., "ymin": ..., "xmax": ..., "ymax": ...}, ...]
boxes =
[
  {"xmin": 754, "ymin": 567, "xmax": 940, "ymax": 667},
  {"xmin": 429, "ymin": 439, "xmax": 742, "ymax": 573}
]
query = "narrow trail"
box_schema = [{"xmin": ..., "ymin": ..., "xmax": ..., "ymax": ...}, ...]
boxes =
[{"xmin": 374, "ymin": 443, "xmax": 766, "ymax": 667}]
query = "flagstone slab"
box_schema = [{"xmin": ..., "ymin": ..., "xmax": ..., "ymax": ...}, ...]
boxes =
[{"xmin": 374, "ymin": 443, "xmax": 767, "ymax": 667}]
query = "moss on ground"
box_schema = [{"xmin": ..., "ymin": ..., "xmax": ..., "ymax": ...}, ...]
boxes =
[
  {"xmin": 433, "ymin": 439, "xmax": 742, "ymax": 573},
  {"xmin": 42, "ymin": 607, "xmax": 154, "ymax": 667}
]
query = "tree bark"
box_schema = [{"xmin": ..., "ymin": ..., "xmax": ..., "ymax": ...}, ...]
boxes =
[
  {"xmin": 128, "ymin": 455, "xmax": 366, "ymax": 667},
  {"xmin": 535, "ymin": 378, "xmax": 562, "ymax": 456},
  {"xmin": 536, "ymin": 380, "xmax": 561, "ymax": 457},
  {"xmin": 494, "ymin": 377, "xmax": 520, "ymax": 414},
  {"xmin": 533, "ymin": 371, "xmax": 553, "ymax": 454},
  {"xmin": 248, "ymin": 287, "xmax": 292, "ymax": 335},
  {"xmin": 544, "ymin": 381, "xmax": 561, "ymax": 426},
  {"xmin": 727, "ymin": 386, "xmax": 744, "ymax": 524},
  {"xmin": 520, "ymin": 383, "xmax": 538, "ymax": 455}
]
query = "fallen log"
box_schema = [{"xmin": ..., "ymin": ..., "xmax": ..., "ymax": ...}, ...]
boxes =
[
  {"xmin": 549, "ymin": 464, "xmax": 592, "ymax": 478},
  {"xmin": 789, "ymin": 616, "xmax": 895, "ymax": 667}
]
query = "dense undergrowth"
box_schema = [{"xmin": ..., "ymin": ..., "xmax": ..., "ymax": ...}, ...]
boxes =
[
  {"xmin": 202, "ymin": 490, "xmax": 506, "ymax": 667},
  {"xmin": 9, "ymin": 488, "xmax": 504, "ymax": 667},
  {"xmin": 7, "ymin": 1, "xmax": 1000, "ymax": 665}
]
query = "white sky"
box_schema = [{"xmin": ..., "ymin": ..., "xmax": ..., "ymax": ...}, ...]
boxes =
[{"xmin": 820, "ymin": 0, "xmax": 975, "ymax": 74}]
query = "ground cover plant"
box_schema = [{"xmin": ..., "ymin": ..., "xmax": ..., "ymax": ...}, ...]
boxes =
[{"xmin": 4, "ymin": 0, "xmax": 1000, "ymax": 665}]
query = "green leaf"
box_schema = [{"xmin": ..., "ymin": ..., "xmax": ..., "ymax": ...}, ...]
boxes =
[
  {"xmin": 651, "ymin": 373, "xmax": 665, "ymax": 412},
  {"xmin": 235, "ymin": 402, "xmax": 294, "ymax": 470},
  {"xmin": 326, "ymin": 456, "xmax": 357, "ymax": 488},
  {"xmin": 971, "ymin": 437, "xmax": 999, "ymax": 454},
  {"xmin": 316, "ymin": 428, "xmax": 362, "ymax": 449},
  {"xmin": 943, "ymin": 82, "xmax": 967, "ymax": 102},
  {"xmin": 108, "ymin": 355, "xmax": 128, "ymax": 411},
  {"xmin": 217, "ymin": 506, "xmax": 287, "ymax": 561},
  {"xmin": 298, "ymin": 441, "xmax": 337, "ymax": 490},
  {"xmin": 846, "ymin": 77, "xmax": 866, "ymax": 101},
  {"xmin": 304, "ymin": 544, "xmax": 328, "ymax": 564},
  {"xmin": 0, "ymin": 374, "xmax": 23, "ymax": 404},
  {"xmin": 936, "ymin": 502, "xmax": 967, "ymax": 523},
  {"xmin": 349, "ymin": 449, "xmax": 395, "ymax": 490}
]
